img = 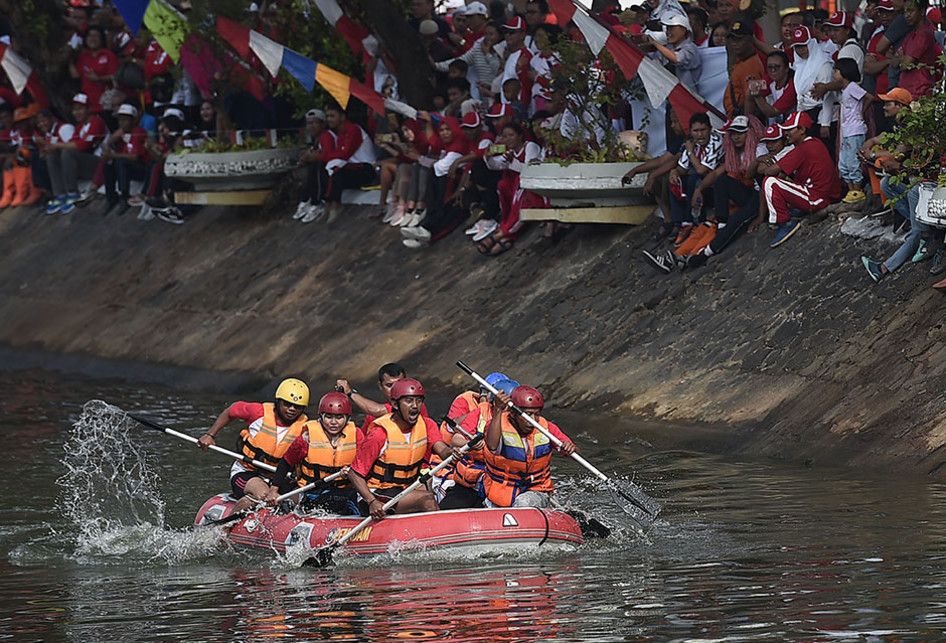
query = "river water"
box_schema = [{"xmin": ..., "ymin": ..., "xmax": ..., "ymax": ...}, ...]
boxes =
[{"xmin": 4, "ymin": 368, "xmax": 946, "ymax": 641}]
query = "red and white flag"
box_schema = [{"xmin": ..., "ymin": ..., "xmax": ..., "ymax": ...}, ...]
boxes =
[
  {"xmin": 547, "ymin": 0, "xmax": 723, "ymax": 128},
  {"xmin": 314, "ymin": 0, "xmax": 378, "ymax": 58}
]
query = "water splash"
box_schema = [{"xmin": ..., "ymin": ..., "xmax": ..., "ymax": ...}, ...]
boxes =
[{"xmin": 44, "ymin": 400, "xmax": 227, "ymax": 565}]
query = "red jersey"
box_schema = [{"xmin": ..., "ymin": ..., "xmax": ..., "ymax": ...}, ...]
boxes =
[
  {"xmin": 114, "ymin": 126, "xmax": 150, "ymax": 161},
  {"xmin": 776, "ymin": 137, "xmax": 842, "ymax": 202},
  {"xmin": 350, "ymin": 416, "xmax": 444, "ymax": 478},
  {"xmin": 75, "ymin": 48, "xmax": 119, "ymax": 113},
  {"xmin": 144, "ymin": 40, "xmax": 171, "ymax": 80},
  {"xmin": 74, "ymin": 115, "xmax": 108, "ymax": 153}
]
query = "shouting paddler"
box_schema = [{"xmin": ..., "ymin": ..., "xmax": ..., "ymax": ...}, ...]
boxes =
[
  {"xmin": 347, "ymin": 378, "xmax": 456, "ymax": 519},
  {"xmin": 263, "ymin": 391, "xmax": 364, "ymax": 515},
  {"xmin": 198, "ymin": 378, "xmax": 309, "ymax": 511},
  {"xmin": 481, "ymin": 385, "xmax": 576, "ymax": 509}
]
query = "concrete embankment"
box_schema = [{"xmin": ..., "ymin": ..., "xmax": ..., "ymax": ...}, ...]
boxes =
[{"xmin": 2, "ymin": 202, "xmax": 945, "ymax": 474}]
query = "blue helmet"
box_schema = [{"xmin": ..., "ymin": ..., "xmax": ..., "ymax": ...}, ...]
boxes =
[
  {"xmin": 493, "ymin": 378, "xmax": 520, "ymax": 396},
  {"xmin": 483, "ymin": 372, "xmax": 508, "ymax": 389}
]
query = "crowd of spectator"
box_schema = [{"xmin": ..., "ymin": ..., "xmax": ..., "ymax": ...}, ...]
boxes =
[{"xmin": 0, "ymin": 0, "xmax": 944, "ymax": 273}]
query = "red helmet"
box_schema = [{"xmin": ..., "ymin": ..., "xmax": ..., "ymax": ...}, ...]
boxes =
[
  {"xmin": 390, "ymin": 378, "xmax": 426, "ymax": 400},
  {"xmin": 318, "ymin": 391, "xmax": 352, "ymax": 415},
  {"xmin": 511, "ymin": 386, "xmax": 544, "ymax": 410}
]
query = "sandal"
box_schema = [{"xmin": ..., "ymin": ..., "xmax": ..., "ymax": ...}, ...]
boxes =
[
  {"xmin": 488, "ymin": 233, "xmax": 514, "ymax": 256},
  {"xmin": 476, "ymin": 235, "xmax": 496, "ymax": 255}
]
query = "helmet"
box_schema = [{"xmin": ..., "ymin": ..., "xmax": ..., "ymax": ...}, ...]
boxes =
[
  {"xmin": 484, "ymin": 371, "xmax": 509, "ymax": 388},
  {"xmin": 275, "ymin": 378, "xmax": 310, "ymax": 406},
  {"xmin": 511, "ymin": 385, "xmax": 544, "ymax": 410},
  {"xmin": 390, "ymin": 378, "xmax": 426, "ymax": 400},
  {"xmin": 318, "ymin": 391, "xmax": 351, "ymax": 415},
  {"xmin": 494, "ymin": 378, "xmax": 520, "ymax": 396}
]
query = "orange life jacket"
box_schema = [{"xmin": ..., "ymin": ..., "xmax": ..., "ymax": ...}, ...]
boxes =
[
  {"xmin": 481, "ymin": 412, "xmax": 554, "ymax": 507},
  {"xmin": 453, "ymin": 399, "xmax": 492, "ymax": 488},
  {"xmin": 238, "ymin": 402, "xmax": 308, "ymax": 471},
  {"xmin": 297, "ymin": 420, "xmax": 358, "ymax": 487},
  {"xmin": 431, "ymin": 391, "xmax": 482, "ymax": 478},
  {"xmin": 367, "ymin": 414, "xmax": 428, "ymax": 489}
]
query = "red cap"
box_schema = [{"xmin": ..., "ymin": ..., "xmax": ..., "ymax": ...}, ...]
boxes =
[
  {"xmin": 790, "ymin": 26, "xmax": 812, "ymax": 46},
  {"xmin": 486, "ymin": 103, "xmax": 513, "ymax": 119},
  {"xmin": 511, "ymin": 385, "xmax": 545, "ymax": 410},
  {"xmin": 824, "ymin": 11, "xmax": 852, "ymax": 27},
  {"xmin": 876, "ymin": 0, "xmax": 895, "ymax": 10},
  {"xmin": 779, "ymin": 111, "xmax": 813, "ymax": 131},
  {"xmin": 461, "ymin": 111, "xmax": 481, "ymax": 128},
  {"xmin": 390, "ymin": 378, "xmax": 426, "ymax": 400},
  {"xmin": 502, "ymin": 16, "xmax": 526, "ymax": 31},
  {"xmin": 760, "ymin": 124, "xmax": 782, "ymax": 141},
  {"xmin": 318, "ymin": 392, "xmax": 352, "ymax": 416},
  {"xmin": 928, "ymin": 7, "xmax": 942, "ymax": 24}
]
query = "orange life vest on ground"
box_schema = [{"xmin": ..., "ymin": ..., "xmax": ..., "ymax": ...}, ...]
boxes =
[
  {"xmin": 453, "ymin": 399, "xmax": 493, "ymax": 488},
  {"xmin": 367, "ymin": 414, "xmax": 428, "ymax": 490},
  {"xmin": 297, "ymin": 420, "xmax": 358, "ymax": 487},
  {"xmin": 238, "ymin": 402, "xmax": 307, "ymax": 471},
  {"xmin": 481, "ymin": 412, "xmax": 554, "ymax": 507}
]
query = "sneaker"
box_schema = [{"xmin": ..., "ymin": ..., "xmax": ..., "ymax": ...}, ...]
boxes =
[
  {"xmin": 912, "ymin": 239, "xmax": 931, "ymax": 263},
  {"xmin": 157, "ymin": 207, "xmax": 184, "ymax": 225},
  {"xmin": 465, "ymin": 220, "xmax": 486, "ymax": 235},
  {"xmin": 642, "ymin": 249, "xmax": 674, "ymax": 274},
  {"xmin": 472, "ymin": 220, "xmax": 499, "ymax": 242},
  {"xmin": 402, "ymin": 238, "xmax": 426, "ymax": 249},
  {"xmin": 59, "ymin": 200, "xmax": 76, "ymax": 215},
  {"xmin": 685, "ymin": 250, "xmax": 709, "ymax": 270},
  {"xmin": 930, "ymin": 250, "xmax": 946, "ymax": 276},
  {"xmin": 292, "ymin": 200, "xmax": 312, "ymax": 220},
  {"xmin": 75, "ymin": 189, "xmax": 98, "ymax": 205},
  {"xmin": 45, "ymin": 198, "xmax": 64, "ymax": 215},
  {"xmin": 382, "ymin": 202, "xmax": 399, "ymax": 224},
  {"xmin": 861, "ymin": 256, "xmax": 885, "ymax": 283},
  {"xmin": 770, "ymin": 219, "xmax": 801, "ymax": 248},
  {"xmin": 390, "ymin": 207, "xmax": 411, "ymax": 227},
  {"xmin": 300, "ymin": 203, "xmax": 325, "ymax": 223},
  {"xmin": 137, "ymin": 203, "xmax": 154, "ymax": 220},
  {"xmin": 408, "ymin": 209, "xmax": 426, "ymax": 227},
  {"xmin": 401, "ymin": 226, "xmax": 432, "ymax": 241}
]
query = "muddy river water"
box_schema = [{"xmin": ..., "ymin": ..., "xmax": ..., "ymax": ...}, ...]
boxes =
[{"xmin": 3, "ymin": 368, "xmax": 946, "ymax": 641}]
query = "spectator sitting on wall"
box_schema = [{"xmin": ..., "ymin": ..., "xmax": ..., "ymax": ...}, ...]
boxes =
[
  {"xmin": 101, "ymin": 103, "xmax": 151, "ymax": 217},
  {"xmin": 42, "ymin": 94, "xmax": 106, "ymax": 215},
  {"xmin": 293, "ymin": 108, "xmax": 333, "ymax": 224},
  {"xmin": 319, "ymin": 103, "xmax": 378, "ymax": 225}
]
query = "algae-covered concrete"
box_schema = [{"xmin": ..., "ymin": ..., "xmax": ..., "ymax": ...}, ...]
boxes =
[{"xmin": 2, "ymin": 204, "xmax": 945, "ymax": 474}]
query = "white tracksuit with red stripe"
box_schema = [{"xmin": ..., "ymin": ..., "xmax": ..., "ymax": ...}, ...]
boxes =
[{"xmin": 762, "ymin": 137, "xmax": 842, "ymax": 224}]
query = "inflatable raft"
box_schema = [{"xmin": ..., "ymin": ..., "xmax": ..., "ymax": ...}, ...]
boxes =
[{"xmin": 195, "ymin": 493, "xmax": 585, "ymax": 556}]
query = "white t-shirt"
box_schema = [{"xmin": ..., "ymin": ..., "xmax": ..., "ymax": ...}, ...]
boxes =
[{"xmin": 839, "ymin": 82, "xmax": 868, "ymax": 137}]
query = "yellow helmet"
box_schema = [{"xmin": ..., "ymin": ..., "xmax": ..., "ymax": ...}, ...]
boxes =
[{"xmin": 275, "ymin": 378, "xmax": 310, "ymax": 406}]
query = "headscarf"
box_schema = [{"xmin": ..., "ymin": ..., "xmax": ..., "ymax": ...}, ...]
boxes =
[
  {"xmin": 723, "ymin": 114, "xmax": 766, "ymax": 180},
  {"xmin": 429, "ymin": 116, "xmax": 471, "ymax": 156},
  {"xmin": 792, "ymin": 36, "xmax": 831, "ymax": 100}
]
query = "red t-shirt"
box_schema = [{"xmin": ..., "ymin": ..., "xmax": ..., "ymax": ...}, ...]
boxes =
[
  {"xmin": 866, "ymin": 30, "xmax": 889, "ymax": 96},
  {"xmin": 144, "ymin": 40, "xmax": 171, "ymax": 80},
  {"xmin": 75, "ymin": 48, "xmax": 119, "ymax": 113},
  {"xmin": 899, "ymin": 21, "xmax": 939, "ymax": 99},
  {"xmin": 228, "ymin": 401, "xmax": 268, "ymax": 424},
  {"xmin": 776, "ymin": 137, "xmax": 842, "ymax": 202},
  {"xmin": 350, "ymin": 416, "xmax": 444, "ymax": 478},
  {"xmin": 280, "ymin": 424, "xmax": 366, "ymax": 468},
  {"xmin": 115, "ymin": 126, "xmax": 150, "ymax": 161},
  {"xmin": 74, "ymin": 115, "xmax": 108, "ymax": 153}
]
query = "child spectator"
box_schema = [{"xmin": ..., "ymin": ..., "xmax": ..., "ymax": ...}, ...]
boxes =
[
  {"xmin": 834, "ymin": 58, "xmax": 869, "ymax": 204},
  {"xmin": 501, "ymin": 78, "xmax": 527, "ymax": 121}
]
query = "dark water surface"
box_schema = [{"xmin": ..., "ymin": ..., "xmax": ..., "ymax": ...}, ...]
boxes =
[{"xmin": 3, "ymin": 368, "xmax": 946, "ymax": 641}]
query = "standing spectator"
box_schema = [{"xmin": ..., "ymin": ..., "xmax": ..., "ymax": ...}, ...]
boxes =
[
  {"xmin": 787, "ymin": 27, "xmax": 835, "ymax": 139},
  {"xmin": 321, "ymin": 104, "xmax": 378, "ymax": 224},
  {"xmin": 892, "ymin": 0, "xmax": 940, "ymax": 99},
  {"xmin": 864, "ymin": 0, "xmax": 897, "ymax": 100},
  {"xmin": 646, "ymin": 14, "xmax": 702, "ymax": 90},
  {"xmin": 70, "ymin": 26, "xmax": 119, "ymax": 115},
  {"xmin": 834, "ymin": 59, "xmax": 870, "ymax": 204},
  {"xmin": 434, "ymin": 20, "xmax": 504, "ymax": 105},
  {"xmin": 43, "ymin": 94, "xmax": 106, "ymax": 214},
  {"xmin": 874, "ymin": 0, "xmax": 911, "ymax": 89},
  {"xmin": 686, "ymin": 6, "xmax": 711, "ymax": 47},
  {"xmin": 500, "ymin": 17, "xmax": 533, "ymax": 108},
  {"xmin": 102, "ymin": 103, "xmax": 150, "ymax": 216},
  {"xmin": 667, "ymin": 112, "xmax": 723, "ymax": 244},
  {"xmin": 723, "ymin": 20, "xmax": 766, "ymax": 117},
  {"xmin": 410, "ymin": 0, "xmax": 451, "ymax": 38},
  {"xmin": 758, "ymin": 111, "xmax": 842, "ymax": 247}
]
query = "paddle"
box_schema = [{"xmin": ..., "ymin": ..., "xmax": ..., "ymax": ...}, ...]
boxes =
[
  {"xmin": 455, "ymin": 361, "xmax": 661, "ymax": 526},
  {"xmin": 442, "ymin": 415, "xmax": 612, "ymax": 539},
  {"xmin": 305, "ymin": 434, "xmax": 485, "ymax": 567},
  {"xmin": 204, "ymin": 469, "xmax": 349, "ymax": 527},
  {"xmin": 129, "ymin": 413, "xmax": 277, "ymax": 473}
]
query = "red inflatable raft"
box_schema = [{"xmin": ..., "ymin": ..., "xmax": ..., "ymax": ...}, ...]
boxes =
[{"xmin": 195, "ymin": 493, "xmax": 584, "ymax": 557}]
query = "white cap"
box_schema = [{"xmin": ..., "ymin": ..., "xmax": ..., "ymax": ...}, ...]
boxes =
[
  {"xmin": 246, "ymin": 2, "xmax": 259, "ymax": 12},
  {"xmin": 72, "ymin": 93, "xmax": 89, "ymax": 105},
  {"xmin": 162, "ymin": 107, "xmax": 185, "ymax": 121},
  {"xmin": 662, "ymin": 13, "xmax": 691, "ymax": 30},
  {"xmin": 116, "ymin": 104, "xmax": 138, "ymax": 118},
  {"xmin": 419, "ymin": 19, "xmax": 439, "ymax": 36},
  {"xmin": 464, "ymin": 1, "xmax": 488, "ymax": 16},
  {"xmin": 305, "ymin": 108, "xmax": 326, "ymax": 121}
]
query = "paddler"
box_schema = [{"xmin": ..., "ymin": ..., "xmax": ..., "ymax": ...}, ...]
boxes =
[
  {"xmin": 336, "ymin": 362, "xmax": 429, "ymax": 432},
  {"xmin": 347, "ymin": 378, "xmax": 456, "ymax": 519},
  {"xmin": 198, "ymin": 378, "xmax": 309, "ymax": 511},
  {"xmin": 263, "ymin": 391, "xmax": 364, "ymax": 515},
  {"xmin": 480, "ymin": 385, "xmax": 576, "ymax": 508},
  {"xmin": 440, "ymin": 377, "xmax": 520, "ymax": 510}
]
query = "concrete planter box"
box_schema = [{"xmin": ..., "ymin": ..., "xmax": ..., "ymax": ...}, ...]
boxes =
[
  {"xmin": 165, "ymin": 147, "xmax": 300, "ymax": 191},
  {"xmin": 519, "ymin": 161, "xmax": 654, "ymax": 225}
]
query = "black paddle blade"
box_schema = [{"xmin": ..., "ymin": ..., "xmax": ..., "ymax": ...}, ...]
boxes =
[
  {"xmin": 302, "ymin": 544, "xmax": 336, "ymax": 568},
  {"xmin": 566, "ymin": 509, "xmax": 612, "ymax": 539},
  {"xmin": 203, "ymin": 511, "xmax": 246, "ymax": 527},
  {"xmin": 607, "ymin": 479, "xmax": 661, "ymax": 528}
]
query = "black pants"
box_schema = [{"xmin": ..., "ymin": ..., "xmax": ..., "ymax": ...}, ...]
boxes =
[
  {"xmin": 464, "ymin": 159, "xmax": 501, "ymax": 221},
  {"xmin": 439, "ymin": 484, "xmax": 484, "ymax": 510},
  {"xmin": 104, "ymin": 158, "xmax": 147, "ymax": 203},
  {"xmin": 327, "ymin": 163, "xmax": 376, "ymax": 203},
  {"xmin": 708, "ymin": 174, "xmax": 759, "ymax": 255},
  {"xmin": 301, "ymin": 487, "xmax": 361, "ymax": 516},
  {"xmin": 302, "ymin": 161, "xmax": 328, "ymax": 203}
]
